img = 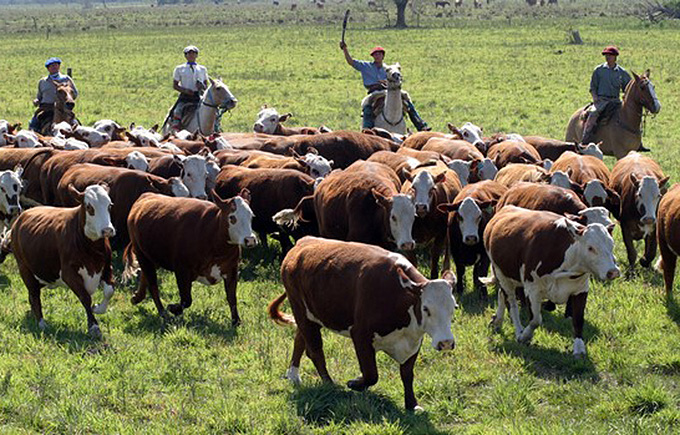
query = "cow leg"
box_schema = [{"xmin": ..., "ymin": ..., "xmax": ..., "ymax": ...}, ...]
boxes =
[
  {"xmin": 19, "ymin": 266, "xmax": 46, "ymax": 329},
  {"xmin": 168, "ymin": 272, "xmax": 193, "ymax": 316},
  {"xmin": 286, "ymin": 329, "xmax": 306, "ymax": 385},
  {"xmin": 490, "ymin": 287, "xmax": 506, "ymax": 331},
  {"xmin": 506, "ymin": 289, "xmax": 525, "ymax": 341},
  {"xmin": 62, "ymin": 270, "xmax": 101, "ymax": 338},
  {"xmin": 348, "ymin": 331, "xmax": 379, "ymax": 391},
  {"xmin": 130, "ymin": 272, "xmax": 148, "ymax": 305},
  {"xmin": 518, "ymin": 286, "xmax": 542, "ymax": 344},
  {"xmin": 137, "ymin": 255, "xmax": 165, "ymax": 316},
  {"xmin": 399, "ymin": 351, "xmax": 420, "ymax": 411},
  {"xmin": 473, "ymin": 254, "xmax": 490, "ymax": 301},
  {"xmin": 570, "ymin": 292, "xmax": 588, "ymax": 357},
  {"xmin": 223, "ymin": 263, "xmax": 241, "ymax": 326},
  {"xmin": 454, "ymin": 261, "xmax": 466, "ymax": 295},
  {"xmin": 659, "ymin": 241, "xmax": 677, "ymax": 295},
  {"xmin": 621, "ymin": 225, "xmax": 637, "ymax": 273},
  {"xmin": 640, "ymin": 231, "xmax": 657, "ymax": 268},
  {"xmin": 429, "ymin": 235, "xmax": 445, "ymax": 279},
  {"xmin": 92, "ymin": 279, "xmax": 114, "ymax": 315},
  {"xmin": 300, "ymin": 322, "xmax": 332, "ymax": 383}
]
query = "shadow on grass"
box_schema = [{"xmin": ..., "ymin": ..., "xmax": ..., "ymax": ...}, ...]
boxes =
[
  {"xmin": 20, "ymin": 312, "xmax": 105, "ymax": 353},
  {"xmin": 290, "ymin": 383, "xmax": 447, "ymax": 434},
  {"xmin": 665, "ymin": 292, "xmax": 680, "ymax": 327},
  {"xmin": 122, "ymin": 305, "xmax": 239, "ymax": 342}
]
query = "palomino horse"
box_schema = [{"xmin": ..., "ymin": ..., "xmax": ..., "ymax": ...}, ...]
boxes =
[
  {"xmin": 161, "ymin": 77, "xmax": 237, "ymax": 136},
  {"xmin": 566, "ymin": 70, "xmax": 661, "ymax": 159},
  {"xmin": 36, "ymin": 80, "xmax": 77, "ymax": 135},
  {"xmin": 362, "ymin": 63, "xmax": 406, "ymax": 135}
]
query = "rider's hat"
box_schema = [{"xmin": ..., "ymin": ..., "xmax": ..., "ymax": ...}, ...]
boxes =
[
  {"xmin": 44, "ymin": 57, "xmax": 62, "ymax": 68},
  {"xmin": 183, "ymin": 45, "xmax": 200, "ymax": 54},
  {"xmin": 370, "ymin": 46, "xmax": 386, "ymax": 56},
  {"xmin": 601, "ymin": 45, "xmax": 619, "ymax": 56}
]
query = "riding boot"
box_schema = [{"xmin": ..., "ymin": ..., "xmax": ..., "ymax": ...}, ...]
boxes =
[
  {"xmin": 581, "ymin": 112, "xmax": 598, "ymax": 144},
  {"xmin": 405, "ymin": 100, "xmax": 430, "ymax": 131},
  {"xmin": 362, "ymin": 104, "xmax": 375, "ymax": 129},
  {"xmin": 28, "ymin": 115, "xmax": 40, "ymax": 132}
]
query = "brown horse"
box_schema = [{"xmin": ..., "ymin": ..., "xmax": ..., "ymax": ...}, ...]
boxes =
[
  {"xmin": 36, "ymin": 80, "xmax": 77, "ymax": 135},
  {"xmin": 565, "ymin": 70, "xmax": 661, "ymax": 159}
]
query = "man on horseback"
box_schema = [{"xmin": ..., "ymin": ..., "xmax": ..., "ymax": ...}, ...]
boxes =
[
  {"xmin": 29, "ymin": 57, "xmax": 78, "ymax": 132},
  {"xmin": 582, "ymin": 45, "xmax": 632, "ymax": 145},
  {"xmin": 170, "ymin": 45, "xmax": 208, "ymax": 132},
  {"xmin": 339, "ymin": 42, "xmax": 430, "ymax": 131}
]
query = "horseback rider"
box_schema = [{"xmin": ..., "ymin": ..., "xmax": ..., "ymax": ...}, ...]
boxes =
[
  {"xmin": 582, "ymin": 45, "xmax": 632, "ymax": 145},
  {"xmin": 339, "ymin": 42, "xmax": 430, "ymax": 131},
  {"xmin": 171, "ymin": 45, "xmax": 208, "ymax": 132},
  {"xmin": 29, "ymin": 57, "xmax": 78, "ymax": 132}
]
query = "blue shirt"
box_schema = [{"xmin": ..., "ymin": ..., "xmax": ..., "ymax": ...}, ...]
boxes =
[
  {"xmin": 352, "ymin": 60, "xmax": 387, "ymax": 88},
  {"xmin": 590, "ymin": 63, "xmax": 632, "ymax": 99}
]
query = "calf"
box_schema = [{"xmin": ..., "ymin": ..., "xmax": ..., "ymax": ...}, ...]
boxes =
[
  {"xmin": 0, "ymin": 165, "xmax": 24, "ymax": 232},
  {"xmin": 268, "ymin": 236, "xmax": 456, "ymax": 410},
  {"xmin": 657, "ymin": 184, "xmax": 680, "ymax": 295},
  {"xmin": 439, "ymin": 180, "xmax": 507, "ymax": 299},
  {"xmin": 610, "ymin": 152, "xmax": 669, "ymax": 270},
  {"xmin": 57, "ymin": 164, "xmax": 189, "ymax": 246},
  {"xmin": 11, "ymin": 184, "xmax": 116, "ymax": 337},
  {"xmin": 124, "ymin": 191, "xmax": 256, "ymax": 325},
  {"xmin": 485, "ymin": 206, "xmax": 620, "ymax": 356},
  {"xmin": 253, "ymin": 107, "xmax": 320, "ymax": 135}
]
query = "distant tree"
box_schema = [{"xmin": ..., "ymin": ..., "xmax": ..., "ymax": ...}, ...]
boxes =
[{"xmin": 394, "ymin": 0, "xmax": 408, "ymax": 27}]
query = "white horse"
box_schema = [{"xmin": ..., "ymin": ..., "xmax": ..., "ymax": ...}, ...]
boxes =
[
  {"xmin": 162, "ymin": 77, "xmax": 237, "ymax": 136},
  {"xmin": 362, "ymin": 63, "xmax": 406, "ymax": 135}
]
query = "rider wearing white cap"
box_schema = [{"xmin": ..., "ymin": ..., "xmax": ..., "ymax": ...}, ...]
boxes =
[{"xmin": 171, "ymin": 45, "xmax": 208, "ymax": 132}]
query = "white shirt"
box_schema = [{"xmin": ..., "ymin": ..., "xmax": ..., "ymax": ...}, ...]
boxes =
[{"xmin": 173, "ymin": 63, "xmax": 208, "ymax": 92}]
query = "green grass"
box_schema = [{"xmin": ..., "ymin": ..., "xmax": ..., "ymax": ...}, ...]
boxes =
[{"xmin": 2, "ymin": 3, "xmax": 680, "ymax": 434}]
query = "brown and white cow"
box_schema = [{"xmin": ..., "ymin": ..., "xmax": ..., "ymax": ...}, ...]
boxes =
[
  {"xmin": 494, "ymin": 163, "xmax": 550, "ymax": 188},
  {"xmin": 143, "ymin": 154, "xmax": 208, "ymax": 199},
  {"xmin": 56, "ymin": 164, "xmax": 189, "ymax": 246},
  {"xmin": 485, "ymin": 206, "xmax": 620, "ymax": 356},
  {"xmin": 0, "ymin": 120, "xmax": 21, "ymax": 146},
  {"xmin": 0, "ymin": 165, "xmax": 24, "ymax": 232},
  {"xmin": 610, "ymin": 152, "xmax": 669, "ymax": 270},
  {"xmin": 252, "ymin": 107, "xmax": 321, "ymax": 136},
  {"xmin": 522, "ymin": 136, "xmax": 606, "ymax": 161},
  {"xmin": 11, "ymin": 184, "xmax": 116, "ymax": 337},
  {"xmin": 439, "ymin": 180, "xmax": 507, "ymax": 299},
  {"xmin": 124, "ymin": 191, "xmax": 257, "ymax": 325},
  {"xmin": 487, "ymin": 140, "xmax": 542, "ymax": 168},
  {"xmin": 422, "ymin": 138, "xmax": 484, "ymax": 162},
  {"xmin": 656, "ymin": 184, "xmax": 680, "ymax": 295},
  {"xmin": 268, "ymin": 236, "xmax": 457, "ymax": 410},
  {"xmin": 367, "ymin": 150, "xmax": 423, "ymax": 183}
]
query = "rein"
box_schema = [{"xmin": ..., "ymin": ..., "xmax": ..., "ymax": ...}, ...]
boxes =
[{"xmin": 382, "ymin": 78, "xmax": 404, "ymax": 127}]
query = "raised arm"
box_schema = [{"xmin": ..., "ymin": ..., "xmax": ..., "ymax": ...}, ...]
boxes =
[{"xmin": 339, "ymin": 41, "xmax": 354, "ymax": 67}]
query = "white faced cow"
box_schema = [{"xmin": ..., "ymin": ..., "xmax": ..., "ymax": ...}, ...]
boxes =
[
  {"xmin": 0, "ymin": 165, "xmax": 24, "ymax": 232},
  {"xmin": 125, "ymin": 151, "xmax": 150, "ymax": 172},
  {"xmin": 253, "ymin": 107, "xmax": 291, "ymax": 134}
]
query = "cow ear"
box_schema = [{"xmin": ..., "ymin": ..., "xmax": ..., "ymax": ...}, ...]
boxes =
[
  {"xmin": 478, "ymin": 200, "xmax": 495, "ymax": 214},
  {"xmin": 606, "ymin": 223, "xmax": 616, "ymax": 234},
  {"xmin": 629, "ymin": 172, "xmax": 640, "ymax": 187},
  {"xmin": 211, "ymin": 188, "xmax": 231, "ymax": 208},
  {"xmin": 98, "ymin": 182, "xmax": 110, "ymax": 193},
  {"xmin": 278, "ymin": 113, "xmax": 292, "ymax": 123},
  {"xmin": 68, "ymin": 183, "xmax": 84, "ymax": 204},
  {"xmin": 564, "ymin": 213, "xmax": 586, "ymax": 225},
  {"xmin": 307, "ymin": 147, "xmax": 319, "ymax": 155},
  {"xmin": 566, "ymin": 167, "xmax": 573, "ymax": 178},
  {"xmin": 150, "ymin": 124, "xmax": 159, "ymax": 133},
  {"xmin": 447, "ymin": 123, "xmax": 462, "ymax": 138},
  {"xmin": 441, "ymin": 270, "xmax": 456, "ymax": 288},
  {"xmin": 561, "ymin": 217, "xmax": 586, "ymax": 238},
  {"xmin": 434, "ymin": 172, "xmax": 446, "ymax": 184},
  {"xmin": 400, "ymin": 168, "xmax": 413, "ymax": 182},
  {"xmin": 239, "ymin": 188, "xmax": 251, "ymax": 204},
  {"xmin": 437, "ymin": 202, "xmax": 459, "ymax": 213},
  {"xmin": 396, "ymin": 267, "xmax": 420, "ymax": 291},
  {"xmin": 469, "ymin": 159, "xmax": 480, "ymax": 171},
  {"xmin": 372, "ymin": 188, "xmax": 392, "ymax": 208},
  {"xmin": 13, "ymin": 164, "xmax": 23, "ymax": 178},
  {"xmin": 125, "ymin": 131, "xmax": 140, "ymax": 146},
  {"xmin": 660, "ymin": 176, "xmax": 670, "ymax": 190}
]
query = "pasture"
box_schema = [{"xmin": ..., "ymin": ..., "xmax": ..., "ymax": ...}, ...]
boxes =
[{"xmin": 1, "ymin": 2, "xmax": 680, "ymax": 433}]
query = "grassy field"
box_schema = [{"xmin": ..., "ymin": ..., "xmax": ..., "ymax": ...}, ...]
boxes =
[{"xmin": 2, "ymin": 2, "xmax": 680, "ymax": 433}]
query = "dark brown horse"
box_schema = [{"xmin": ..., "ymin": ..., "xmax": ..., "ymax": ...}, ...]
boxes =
[{"xmin": 36, "ymin": 80, "xmax": 77, "ymax": 135}]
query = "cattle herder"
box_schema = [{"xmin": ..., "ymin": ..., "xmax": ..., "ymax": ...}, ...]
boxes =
[
  {"xmin": 582, "ymin": 45, "xmax": 647, "ymax": 151},
  {"xmin": 29, "ymin": 57, "xmax": 79, "ymax": 132},
  {"xmin": 170, "ymin": 45, "xmax": 208, "ymax": 132},
  {"xmin": 339, "ymin": 42, "xmax": 430, "ymax": 131}
]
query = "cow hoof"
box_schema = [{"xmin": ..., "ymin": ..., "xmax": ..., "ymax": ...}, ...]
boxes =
[
  {"xmin": 130, "ymin": 294, "xmax": 145, "ymax": 305},
  {"xmin": 285, "ymin": 367, "xmax": 301, "ymax": 385},
  {"xmin": 517, "ymin": 330, "xmax": 533, "ymax": 344},
  {"xmin": 38, "ymin": 318, "xmax": 47, "ymax": 331},
  {"xmin": 231, "ymin": 317, "xmax": 241, "ymax": 327},
  {"xmin": 639, "ymin": 258, "xmax": 652, "ymax": 268},
  {"xmin": 92, "ymin": 304, "xmax": 107, "ymax": 315},
  {"xmin": 168, "ymin": 304, "xmax": 184, "ymax": 316},
  {"xmin": 489, "ymin": 316, "xmax": 502, "ymax": 332},
  {"xmin": 88, "ymin": 324, "xmax": 102, "ymax": 339},
  {"xmin": 347, "ymin": 378, "xmax": 368, "ymax": 391},
  {"xmin": 410, "ymin": 405, "xmax": 425, "ymax": 413},
  {"xmin": 573, "ymin": 338, "xmax": 587, "ymax": 358}
]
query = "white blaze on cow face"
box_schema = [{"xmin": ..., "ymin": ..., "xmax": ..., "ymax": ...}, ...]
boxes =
[
  {"xmin": 559, "ymin": 219, "xmax": 620, "ymax": 281},
  {"xmin": 75, "ymin": 126, "xmax": 110, "ymax": 147},
  {"xmin": 420, "ymin": 278, "xmax": 456, "ymax": 351},
  {"xmin": 457, "ymin": 197, "xmax": 483, "ymax": 246},
  {"xmin": 0, "ymin": 121, "xmax": 9, "ymax": 146},
  {"xmin": 226, "ymin": 196, "xmax": 257, "ymax": 247},
  {"xmin": 51, "ymin": 121, "xmax": 73, "ymax": 136},
  {"xmin": 578, "ymin": 207, "xmax": 614, "ymax": 227},
  {"xmin": 14, "ymin": 130, "xmax": 41, "ymax": 148},
  {"xmin": 579, "ymin": 142, "xmax": 604, "ymax": 160},
  {"xmin": 459, "ymin": 122, "xmax": 484, "ymax": 149},
  {"xmin": 181, "ymin": 155, "xmax": 208, "ymax": 199},
  {"xmin": 174, "ymin": 129, "xmax": 194, "ymax": 141},
  {"xmin": 169, "ymin": 177, "xmax": 190, "ymax": 197},
  {"xmin": 64, "ymin": 138, "xmax": 89, "ymax": 150},
  {"xmin": 93, "ymin": 119, "xmax": 121, "ymax": 136},
  {"xmin": 0, "ymin": 166, "xmax": 23, "ymax": 216},
  {"xmin": 478, "ymin": 158, "xmax": 498, "ymax": 181},
  {"xmin": 125, "ymin": 151, "xmax": 149, "ymax": 172},
  {"xmin": 446, "ymin": 160, "xmax": 471, "ymax": 187},
  {"xmin": 131, "ymin": 127, "xmax": 161, "ymax": 147},
  {"xmin": 550, "ymin": 171, "xmax": 572, "ymax": 190},
  {"xmin": 205, "ymin": 160, "xmax": 221, "ymax": 192},
  {"xmin": 390, "ymin": 194, "xmax": 416, "ymax": 250},
  {"xmin": 635, "ymin": 175, "xmax": 662, "ymax": 227},
  {"xmin": 253, "ymin": 107, "xmax": 281, "ymax": 134},
  {"xmin": 303, "ymin": 154, "xmax": 333, "ymax": 179},
  {"xmin": 583, "ymin": 180, "xmax": 608, "ymax": 207},
  {"xmin": 410, "ymin": 171, "xmax": 438, "ymax": 216},
  {"xmin": 82, "ymin": 185, "xmax": 115, "ymax": 241},
  {"xmin": 212, "ymin": 136, "xmax": 233, "ymax": 150}
]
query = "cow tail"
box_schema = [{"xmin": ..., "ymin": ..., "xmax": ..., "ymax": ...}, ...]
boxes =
[
  {"xmin": 273, "ymin": 208, "xmax": 300, "ymax": 229},
  {"xmin": 479, "ymin": 267, "xmax": 497, "ymax": 286},
  {"xmin": 267, "ymin": 292, "xmax": 296, "ymax": 326},
  {"xmin": 121, "ymin": 242, "xmax": 139, "ymax": 283}
]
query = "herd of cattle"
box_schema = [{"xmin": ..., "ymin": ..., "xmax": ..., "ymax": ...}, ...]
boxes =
[{"xmin": 1, "ymin": 107, "xmax": 678, "ymax": 410}]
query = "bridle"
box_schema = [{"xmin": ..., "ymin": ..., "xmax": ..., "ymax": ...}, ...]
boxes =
[
  {"xmin": 196, "ymin": 83, "xmax": 235, "ymax": 135},
  {"xmin": 381, "ymin": 71, "xmax": 405, "ymax": 127}
]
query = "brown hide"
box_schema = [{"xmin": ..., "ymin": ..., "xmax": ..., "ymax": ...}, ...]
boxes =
[
  {"xmin": 0, "ymin": 147, "xmax": 57, "ymax": 203},
  {"xmin": 401, "ymin": 131, "xmax": 449, "ymax": 150},
  {"xmin": 494, "ymin": 163, "xmax": 549, "ymax": 188},
  {"xmin": 657, "ymin": 184, "xmax": 680, "ymax": 294},
  {"xmin": 523, "ymin": 136, "xmax": 578, "ymax": 161},
  {"xmin": 422, "ymin": 138, "xmax": 484, "ymax": 161},
  {"xmin": 487, "ymin": 140, "xmax": 541, "ymax": 168},
  {"xmin": 497, "ymin": 182, "xmax": 587, "ymax": 216}
]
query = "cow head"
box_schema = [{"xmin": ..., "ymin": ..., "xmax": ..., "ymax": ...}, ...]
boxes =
[
  {"xmin": 292, "ymin": 149, "xmax": 333, "ymax": 179},
  {"xmin": 51, "ymin": 121, "xmax": 73, "ymax": 137},
  {"xmin": 150, "ymin": 176, "xmax": 190, "ymax": 198},
  {"xmin": 566, "ymin": 207, "xmax": 615, "ymax": 229},
  {"xmin": 205, "ymin": 156, "xmax": 221, "ymax": 193},
  {"xmin": 449, "ymin": 122, "xmax": 485, "ymax": 151},
  {"xmin": 180, "ymin": 155, "xmax": 208, "ymax": 200},
  {"xmin": 73, "ymin": 126, "xmax": 111, "ymax": 147},
  {"xmin": 577, "ymin": 142, "xmax": 604, "ymax": 160},
  {"xmin": 549, "ymin": 170, "xmax": 573, "ymax": 190},
  {"xmin": 125, "ymin": 151, "xmax": 149, "ymax": 172},
  {"xmin": 70, "ymin": 183, "xmax": 115, "ymax": 241},
  {"xmin": 205, "ymin": 134, "xmax": 233, "ymax": 151},
  {"xmin": 408, "ymin": 171, "xmax": 446, "ymax": 217},
  {"xmin": 0, "ymin": 165, "xmax": 24, "ymax": 217},
  {"xmin": 560, "ymin": 218, "xmax": 620, "ymax": 281},
  {"xmin": 373, "ymin": 189, "xmax": 416, "ymax": 250},
  {"xmin": 398, "ymin": 268, "xmax": 457, "ymax": 351},
  {"xmin": 253, "ymin": 107, "xmax": 291, "ymax": 134},
  {"xmin": 631, "ymin": 173, "xmax": 668, "ymax": 227},
  {"xmin": 63, "ymin": 137, "xmax": 89, "ymax": 150},
  {"xmin": 0, "ymin": 120, "xmax": 11, "ymax": 146},
  {"xmin": 12, "ymin": 130, "xmax": 42, "ymax": 148},
  {"xmin": 214, "ymin": 188, "xmax": 257, "ymax": 248},
  {"xmin": 93, "ymin": 119, "xmax": 126, "ymax": 141},
  {"xmin": 446, "ymin": 160, "xmax": 470, "ymax": 187},
  {"xmin": 471, "ymin": 158, "xmax": 498, "ymax": 182},
  {"xmin": 126, "ymin": 126, "xmax": 161, "ymax": 147},
  {"xmin": 439, "ymin": 197, "xmax": 494, "ymax": 246}
]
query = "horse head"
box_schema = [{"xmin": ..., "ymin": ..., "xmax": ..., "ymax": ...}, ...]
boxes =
[
  {"xmin": 629, "ymin": 70, "xmax": 661, "ymax": 115},
  {"xmin": 52, "ymin": 80, "xmax": 76, "ymax": 112},
  {"xmin": 385, "ymin": 64, "xmax": 403, "ymax": 90},
  {"xmin": 205, "ymin": 77, "xmax": 237, "ymax": 111}
]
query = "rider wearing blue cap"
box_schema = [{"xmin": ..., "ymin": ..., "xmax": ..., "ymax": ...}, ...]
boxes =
[{"xmin": 29, "ymin": 57, "xmax": 79, "ymax": 132}]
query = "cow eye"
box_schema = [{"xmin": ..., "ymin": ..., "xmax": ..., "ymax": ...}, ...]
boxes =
[
  {"xmin": 13, "ymin": 185, "xmax": 17, "ymax": 192},
  {"xmin": 588, "ymin": 246, "xmax": 595, "ymax": 253},
  {"xmin": 463, "ymin": 131, "xmax": 469, "ymax": 137},
  {"xmin": 391, "ymin": 215, "xmax": 397, "ymax": 221},
  {"xmin": 87, "ymin": 204, "xmax": 95, "ymax": 215},
  {"xmin": 424, "ymin": 306, "xmax": 431, "ymax": 316},
  {"xmin": 229, "ymin": 215, "xmax": 237, "ymax": 225}
]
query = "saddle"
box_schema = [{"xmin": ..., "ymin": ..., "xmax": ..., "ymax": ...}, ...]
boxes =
[
  {"xmin": 580, "ymin": 100, "xmax": 622, "ymax": 126},
  {"xmin": 180, "ymin": 103, "xmax": 199, "ymax": 126}
]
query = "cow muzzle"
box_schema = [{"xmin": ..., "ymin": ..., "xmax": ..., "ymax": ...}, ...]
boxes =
[
  {"xmin": 606, "ymin": 268, "xmax": 620, "ymax": 280},
  {"xmin": 464, "ymin": 234, "xmax": 479, "ymax": 245},
  {"xmin": 415, "ymin": 204, "xmax": 428, "ymax": 217},
  {"xmin": 399, "ymin": 241, "xmax": 416, "ymax": 251},
  {"xmin": 435, "ymin": 339, "xmax": 455, "ymax": 351},
  {"xmin": 253, "ymin": 123, "xmax": 264, "ymax": 133},
  {"xmin": 641, "ymin": 216, "xmax": 655, "ymax": 225},
  {"xmin": 101, "ymin": 227, "xmax": 116, "ymax": 238},
  {"xmin": 244, "ymin": 235, "xmax": 258, "ymax": 248}
]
